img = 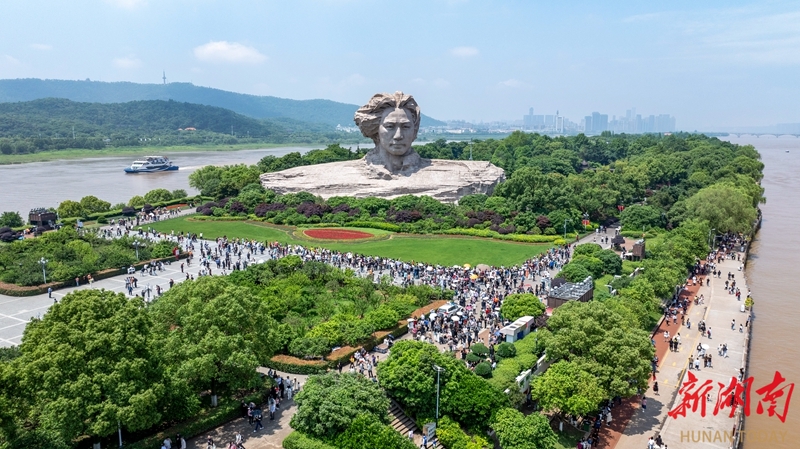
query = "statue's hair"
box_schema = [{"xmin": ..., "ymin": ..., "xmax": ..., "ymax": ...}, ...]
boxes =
[{"xmin": 354, "ymin": 91, "xmax": 420, "ymax": 145}]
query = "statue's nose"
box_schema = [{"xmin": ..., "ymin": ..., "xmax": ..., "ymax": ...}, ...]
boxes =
[{"xmin": 394, "ymin": 127, "xmax": 403, "ymax": 140}]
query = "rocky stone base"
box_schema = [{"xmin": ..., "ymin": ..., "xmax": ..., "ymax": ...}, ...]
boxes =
[{"xmin": 259, "ymin": 158, "xmax": 505, "ymax": 203}]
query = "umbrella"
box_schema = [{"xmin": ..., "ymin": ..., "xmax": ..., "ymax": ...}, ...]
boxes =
[
  {"xmin": 427, "ymin": 266, "xmax": 434, "ymax": 271},
  {"xmin": 701, "ymin": 343, "xmax": 710, "ymax": 350},
  {"xmin": 463, "ymin": 263, "xmax": 471, "ymax": 268},
  {"xmin": 456, "ymin": 311, "xmax": 463, "ymax": 316},
  {"xmin": 470, "ymin": 274, "xmax": 479, "ymax": 280},
  {"xmin": 429, "ymin": 312, "xmax": 437, "ymax": 319},
  {"xmin": 476, "ymin": 263, "xmax": 490, "ymax": 272},
  {"xmin": 407, "ymin": 318, "xmax": 416, "ymax": 322},
  {"xmin": 453, "ymin": 265, "xmax": 461, "ymax": 269},
  {"xmin": 451, "ymin": 316, "xmax": 460, "ymax": 322}
]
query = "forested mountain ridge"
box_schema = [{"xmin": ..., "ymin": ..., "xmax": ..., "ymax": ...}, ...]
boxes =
[
  {"xmin": 0, "ymin": 78, "xmax": 446, "ymax": 127},
  {"xmin": 0, "ymin": 98, "xmax": 370, "ymax": 154},
  {"xmin": 0, "ymin": 98, "xmax": 288, "ymax": 138}
]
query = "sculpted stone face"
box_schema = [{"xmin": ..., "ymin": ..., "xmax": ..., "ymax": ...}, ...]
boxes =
[{"xmin": 378, "ymin": 108, "xmax": 415, "ymax": 158}]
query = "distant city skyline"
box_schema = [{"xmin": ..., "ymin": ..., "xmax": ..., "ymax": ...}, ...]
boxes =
[{"xmin": 0, "ymin": 1, "xmax": 798, "ymax": 129}]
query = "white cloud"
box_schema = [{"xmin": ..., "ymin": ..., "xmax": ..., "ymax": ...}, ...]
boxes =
[
  {"xmin": 113, "ymin": 56, "xmax": 142, "ymax": 69},
  {"xmin": 450, "ymin": 46, "xmax": 479, "ymax": 58},
  {"xmin": 194, "ymin": 41, "xmax": 267, "ymax": 64},
  {"xmin": 105, "ymin": 0, "xmax": 147, "ymax": 9},
  {"xmin": 497, "ymin": 78, "xmax": 526, "ymax": 88},
  {"xmin": 30, "ymin": 43, "xmax": 52, "ymax": 51},
  {"xmin": 2, "ymin": 55, "xmax": 21, "ymax": 65}
]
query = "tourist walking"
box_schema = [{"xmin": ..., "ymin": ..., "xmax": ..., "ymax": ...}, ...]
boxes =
[
  {"xmin": 653, "ymin": 382, "xmax": 659, "ymax": 395},
  {"xmin": 641, "ymin": 396, "xmax": 647, "ymax": 410}
]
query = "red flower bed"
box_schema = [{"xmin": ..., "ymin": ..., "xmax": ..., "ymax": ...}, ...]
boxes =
[{"xmin": 303, "ymin": 228, "xmax": 374, "ymax": 240}]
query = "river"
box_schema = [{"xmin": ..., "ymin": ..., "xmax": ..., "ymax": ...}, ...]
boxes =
[
  {"xmin": 721, "ymin": 136, "xmax": 800, "ymax": 448},
  {"xmin": 0, "ymin": 146, "xmax": 317, "ymax": 215}
]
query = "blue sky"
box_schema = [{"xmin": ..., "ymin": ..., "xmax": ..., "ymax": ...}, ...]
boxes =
[{"xmin": 1, "ymin": 0, "xmax": 798, "ymax": 129}]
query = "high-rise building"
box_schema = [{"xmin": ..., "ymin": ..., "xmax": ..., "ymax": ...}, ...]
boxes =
[{"xmin": 584, "ymin": 116, "xmax": 593, "ymax": 133}]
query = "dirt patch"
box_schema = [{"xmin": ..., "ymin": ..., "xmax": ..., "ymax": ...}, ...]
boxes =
[{"xmin": 303, "ymin": 228, "xmax": 375, "ymax": 240}]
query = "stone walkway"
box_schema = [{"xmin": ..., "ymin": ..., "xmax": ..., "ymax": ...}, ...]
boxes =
[{"xmin": 603, "ymin": 254, "xmax": 750, "ymax": 449}]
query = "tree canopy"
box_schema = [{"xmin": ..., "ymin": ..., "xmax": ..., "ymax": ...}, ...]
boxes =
[
  {"xmin": 149, "ymin": 276, "xmax": 279, "ymax": 397},
  {"xmin": 6, "ymin": 290, "xmax": 165, "ymax": 446},
  {"xmin": 290, "ymin": 372, "xmax": 389, "ymax": 439},
  {"xmin": 500, "ymin": 293, "xmax": 545, "ymax": 321},
  {"xmin": 491, "ymin": 407, "xmax": 557, "ymax": 449},
  {"xmin": 538, "ymin": 301, "xmax": 654, "ymax": 399}
]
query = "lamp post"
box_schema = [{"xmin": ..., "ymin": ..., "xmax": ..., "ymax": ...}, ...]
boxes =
[
  {"xmin": 583, "ymin": 212, "xmax": 589, "ymax": 231},
  {"xmin": 133, "ymin": 241, "xmax": 139, "ymax": 260},
  {"xmin": 39, "ymin": 257, "xmax": 48, "ymax": 284},
  {"xmin": 433, "ymin": 364, "xmax": 445, "ymax": 424},
  {"xmin": 563, "ymin": 219, "xmax": 572, "ymax": 239}
]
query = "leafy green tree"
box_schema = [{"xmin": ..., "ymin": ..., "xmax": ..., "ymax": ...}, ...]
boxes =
[
  {"xmin": 78, "ymin": 195, "xmax": 111, "ymax": 214},
  {"xmin": 149, "ymin": 276, "xmax": 279, "ymax": 399},
  {"xmin": 620, "ymin": 204, "xmax": 664, "ymax": 232},
  {"xmin": 684, "ymin": 184, "xmax": 757, "ymax": 234},
  {"xmin": 290, "ymin": 372, "xmax": 390, "ymax": 439},
  {"xmin": 56, "ymin": 200, "xmax": 85, "ymax": 218},
  {"xmin": 128, "ymin": 195, "xmax": 145, "ymax": 208},
  {"xmin": 569, "ymin": 255, "xmax": 604, "ymax": 278},
  {"xmin": 595, "ymin": 249, "xmax": 623, "ymax": 275},
  {"xmin": 491, "ymin": 408, "xmax": 557, "ymax": 449},
  {"xmin": 500, "ymin": 293, "xmax": 545, "ymax": 321},
  {"xmin": 377, "ymin": 341, "xmax": 506, "ymax": 430},
  {"xmin": 557, "ymin": 262, "xmax": 592, "ymax": 282},
  {"xmin": 331, "ymin": 414, "xmax": 417, "ymax": 449},
  {"xmin": 143, "ymin": 188, "xmax": 174, "ymax": 204},
  {"xmin": 11, "ymin": 290, "xmax": 165, "ymax": 445},
  {"xmin": 538, "ymin": 301, "xmax": 653, "ymax": 398},
  {"xmin": 573, "ymin": 243, "xmax": 602, "ymax": 257},
  {"xmin": 0, "ymin": 211, "xmax": 23, "ymax": 227},
  {"xmin": 531, "ymin": 360, "xmax": 606, "ymax": 417},
  {"xmin": 171, "ymin": 189, "xmax": 188, "ymax": 200}
]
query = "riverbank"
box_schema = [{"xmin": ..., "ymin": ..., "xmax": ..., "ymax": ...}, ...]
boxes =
[{"xmin": 0, "ymin": 142, "xmax": 316, "ymax": 165}]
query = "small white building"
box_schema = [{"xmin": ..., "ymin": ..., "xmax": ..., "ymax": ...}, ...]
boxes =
[{"xmin": 498, "ymin": 315, "xmax": 536, "ymax": 343}]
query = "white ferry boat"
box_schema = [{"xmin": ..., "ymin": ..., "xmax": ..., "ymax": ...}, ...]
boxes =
[{"xmin": 124, "ymin": 156, "xmax": 179, "ymax": 173}]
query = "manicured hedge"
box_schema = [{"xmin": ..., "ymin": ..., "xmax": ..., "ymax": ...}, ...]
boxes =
[
  {"xmin": 266, "ymin": 355, "xmax": 329, "ymax": 375},
  {"xmin": 266, "ymin": 324, "xmax": 409, "ymax": 375},
  {"xmin": 345, "ymin": 221, "xmax": 402, "ymax": 232},
  {"xmin": 190, "ymin": 215, "xmax": 248, "ymax": 222},
  {"xmin": 436, "ymin": 228, "xmax": 562, "ymax": 243}
]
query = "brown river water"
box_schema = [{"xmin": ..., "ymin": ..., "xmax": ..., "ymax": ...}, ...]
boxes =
[
  {"xmin": 0, "ymin": 137, "xmax": 798, "ymax": 445},
  {"xmin": 0, "ymin": 146, "xmax": 315, "ymax": 215},
  {"xmin": 725, "ymin": 136, "xmax": 800, "ymax": 448}
]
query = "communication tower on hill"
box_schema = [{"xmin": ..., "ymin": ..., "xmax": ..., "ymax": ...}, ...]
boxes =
[{"xmin": 162, "ymin": 71, "xmax": 167, "ymax": 85}]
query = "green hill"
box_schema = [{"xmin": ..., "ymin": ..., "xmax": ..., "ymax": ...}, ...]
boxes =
[
  {"xmin": 0, "ymin": 78, "xmax": 446, "ymax": 127},
  {"xmin": 0, "ymin": 98, "xmax": 288, "ymax": 138},
  {"xmin": 0, "ymin": 98, "xmax": 371, "ymax": 154}
]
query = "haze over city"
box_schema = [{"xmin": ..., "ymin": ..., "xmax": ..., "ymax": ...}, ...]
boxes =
[{"xmin": 1, "ymin": 0, "xmax": 799, "ymax": 130}]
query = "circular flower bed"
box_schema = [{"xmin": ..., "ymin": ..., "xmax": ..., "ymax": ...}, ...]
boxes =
[{"xmin": 303, "ymin": 228, "xmax": 375, "ymax": 240}]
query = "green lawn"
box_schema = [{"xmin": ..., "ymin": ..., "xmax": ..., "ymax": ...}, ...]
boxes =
[{"xmin": 149, "ymin": 216, "xmax": 551, "ymax": 267}]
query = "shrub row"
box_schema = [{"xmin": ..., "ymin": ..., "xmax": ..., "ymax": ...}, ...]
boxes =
[
  {"xmin": 436, "ymin": 228, "xmax": 565, "ymax": 244},
  {"xmin": 267, "ymin": 324, "xmax": 409, "ymax": 375},
  {"xmin": 344, "ymin": 221, "xmax": 402, "ymax": 232},
  {"xmin": 189, "ymin": 215, "xmax": 248, "ymax": 222},
  {"xmin": 126, "ymin": 389, "xmax": 266, "ymax": 449},
  {"xmin": 283, "ymin": 431, "xmax": 338, "ymax": 449}
]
